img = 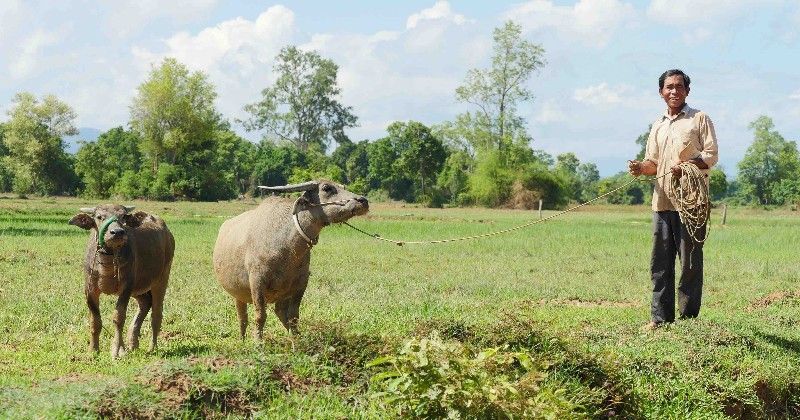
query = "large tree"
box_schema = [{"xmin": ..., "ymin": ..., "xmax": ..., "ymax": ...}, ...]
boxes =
[
  {"xmin": 243, "ymin": 46, "xmax": 357, "ymax": 153},
  {"xmin": 455, "ymin": 20, "xmax": 545, "ymax": 153},
  {"xmin": 387, "ymin": 121, "xmax": 447, "ymax": 198},
  {"xmin": 130, "ymin": 58, "xmax": 221, "ymax": 172},
  {"xmin": 2, "ymin": 92, "xmax": 79, "ymax": 195},
  {"xmin": 74, "ymin": 127, "xmax": 143, "ymax": 198},
  {"xmin": 737, "ymin": 116, "xmax": 800, "ymax": 204}
]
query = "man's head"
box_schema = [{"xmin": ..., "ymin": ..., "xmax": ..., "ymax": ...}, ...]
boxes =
[{"xmin": 659, "ymin": 69, "xmax": 690, "ymax": 112}]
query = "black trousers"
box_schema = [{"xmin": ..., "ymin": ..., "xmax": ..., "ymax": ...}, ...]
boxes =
[{"xmin": 650, "ymin": 211, "xmax": 705, "ymax": 323}]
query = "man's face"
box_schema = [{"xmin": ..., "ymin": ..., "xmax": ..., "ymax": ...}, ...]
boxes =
[{"xmin": 660, "ymin": 74, "xmax": 689, "ymax": 110}]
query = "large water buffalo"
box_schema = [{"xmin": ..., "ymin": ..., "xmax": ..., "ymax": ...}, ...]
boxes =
[
  {"xmin": 69, "ymin": 204, "xmax": 174, "ymax": 358},
  {"xmin": 213, "ymin": 180, "xmax": 368, "ymax": 340}
]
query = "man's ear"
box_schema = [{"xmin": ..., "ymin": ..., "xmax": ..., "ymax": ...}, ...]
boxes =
[
  {"xmin": 69, "ymin": 213, "xmax": 95, "ymax": 230},
  {"xmin": 122, "ymin": 211, "xmax": 148, "ymax": 228}
]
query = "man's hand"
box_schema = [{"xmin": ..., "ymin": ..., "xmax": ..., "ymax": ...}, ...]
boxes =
[
  {"xmin": 628, "ymin": 160, "xmax": 643, "ymax": 176},
  {"xmin": 671, "ymin": 158, "xmax": 707, "ymax": 177}
]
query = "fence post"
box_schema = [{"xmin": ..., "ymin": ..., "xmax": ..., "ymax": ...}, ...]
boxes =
[
  {"xmin": 721, "ymin": 204, "xmax": 727, "ymax": 225},
  {"xmin": 538, "ymin": 199, "xmax": 543, "ymax": 219}
]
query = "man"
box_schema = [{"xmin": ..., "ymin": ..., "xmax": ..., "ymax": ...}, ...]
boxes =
[{"xmin": 627, "ymin": 69, "xmax": 718, "ymax": 329}]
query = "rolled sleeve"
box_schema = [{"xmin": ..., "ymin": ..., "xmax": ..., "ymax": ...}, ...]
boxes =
[{"xmin": 699, "ymin": 114, "xmax": 719, "ymax": 167}]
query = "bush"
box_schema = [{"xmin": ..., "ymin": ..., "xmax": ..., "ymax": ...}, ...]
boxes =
[{"xmin": 368, "ymin": 334, "xmax": 569, "ymax": 418}]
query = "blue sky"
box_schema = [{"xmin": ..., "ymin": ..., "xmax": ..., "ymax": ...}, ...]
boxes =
[{"xmin": 2, "ymin": 0, "xmax": 799, "ymax": 176}]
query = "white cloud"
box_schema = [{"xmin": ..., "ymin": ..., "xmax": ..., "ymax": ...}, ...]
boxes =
[
  {"xmin": 0, "ymin": 0, "xmax": 23, "ymax": 43},
  {"xmin": 646, "ymin": 0, "xmax": 779, "ymax": 43},
  {"xmin": 790, "ymin": 89, "xmax": 800, "ymax": 100},
  {"xmin": 406, "ymin": 1, "xmax": 471, "ymax": 29},
  {"xmin": 132, "ymin": 6, "xmax": 296, "ymax": 122},
  {"xmin": 534, "ymin": 101, "xmax": 567, "ymax": 123},
  {"xmin": 105, "ymin": 0, "xmax": 219, "ymax": 38},
  {"xmin": 9, "ymin": 29, "xmax": 60, "ymax": 79},
  {"xmin": 573, "ymin": 83, "xmax": 650, "ymax": 107},
  {"xmin": 505, "ymin": 0, "xmax": 637, "ymax": 48}
]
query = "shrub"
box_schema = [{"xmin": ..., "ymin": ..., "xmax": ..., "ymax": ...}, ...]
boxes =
[{"xmin": 368, "ymin": 333, "xmax": 569, "ymax": 418}]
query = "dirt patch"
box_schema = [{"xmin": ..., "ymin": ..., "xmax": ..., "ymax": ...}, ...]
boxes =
[
  {"xmin": 747, "ymin": 291, "xmax": 800, "ymax": 311},
  {"xmin": 532, "ymin": 298, "xmax": 639, "ymax": 308},
  {"xmin": 186, "ymin": 356, "xmax": 236, "ymax": 372},
  {"xmin": 269, "ymin": 366, "xmax": 325, "ymax": 392}
]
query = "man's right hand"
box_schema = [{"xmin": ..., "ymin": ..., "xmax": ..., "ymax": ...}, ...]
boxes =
[{"xmin": 628, "ymin": 160, "xmax": 642, "ymax": 176}]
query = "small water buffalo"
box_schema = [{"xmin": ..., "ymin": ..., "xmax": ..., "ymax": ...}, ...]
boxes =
[
  {"xmin": 69, "ymin": 205, "xmax": 175, "ymax": 358},
  {"xmin": 213, "ymin": 180, "xmax": 368, "ymax": 340}
]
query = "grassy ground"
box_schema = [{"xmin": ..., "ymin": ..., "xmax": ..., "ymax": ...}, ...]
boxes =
[{"xmin": 1, "ymin": 196, "xmax": 799, "ymax": 418}]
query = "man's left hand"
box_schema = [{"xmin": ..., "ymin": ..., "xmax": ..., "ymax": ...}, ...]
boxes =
[{"xmin": 671, "ymin": 164, "xmax": 683, "ymax": 177}]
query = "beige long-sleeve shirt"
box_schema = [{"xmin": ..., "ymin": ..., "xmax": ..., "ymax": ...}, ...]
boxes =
[{"xmin": 644, "ymin": 104, "xmax": 719, "ymax": 211}]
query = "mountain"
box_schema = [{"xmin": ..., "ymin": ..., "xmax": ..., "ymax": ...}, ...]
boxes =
[{"xmin": 63, "ymin": 127, "xmax": 103, "ymax": 154}]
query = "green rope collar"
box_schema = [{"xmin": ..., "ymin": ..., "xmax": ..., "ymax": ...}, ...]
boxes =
[{"xmin": 98, "ymin": 215, "xmax": 118, "ymax": 248}]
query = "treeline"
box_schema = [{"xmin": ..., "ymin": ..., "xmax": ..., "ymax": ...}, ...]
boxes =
[{"xmin": 1, "ymin": 21, "xmax": 798, "ymax": 208}]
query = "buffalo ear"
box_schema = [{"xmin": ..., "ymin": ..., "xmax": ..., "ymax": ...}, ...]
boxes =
[
  {"xmin": 123, "ymin": 211, "xmax": 149, "ymax": 228},
  {"xmin": 69, "ymin": 213, "xmax": 95, "ymax": 230}
]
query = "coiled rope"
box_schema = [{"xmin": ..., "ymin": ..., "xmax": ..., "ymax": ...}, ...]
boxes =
[
  {"xmin": 343, "ymin": 164, "xmax": 711, "ymax": 246},
  {"xmin": 665, "ymin": 161, "xmax": 711, "ymax": 244}
]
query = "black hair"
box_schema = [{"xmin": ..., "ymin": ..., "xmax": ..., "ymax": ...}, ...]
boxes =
[{"xmin": 659, "ymin": 69, "xmax": 690, "ymax": 90}]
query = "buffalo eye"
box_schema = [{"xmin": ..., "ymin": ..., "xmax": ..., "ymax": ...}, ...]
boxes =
[{"xmin": 322, "ymin": 184, "xmax": 335, "ymax": 194}]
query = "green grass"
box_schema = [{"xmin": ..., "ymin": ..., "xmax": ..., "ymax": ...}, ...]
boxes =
[{"xmin": 1, "ymin": 196, "xmax": 799, "ymax": 418}]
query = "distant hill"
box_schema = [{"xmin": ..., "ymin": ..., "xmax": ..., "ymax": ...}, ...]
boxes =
[{"xmin": 63, "ymin": 127, "xmax": 103, "ymax": 154}]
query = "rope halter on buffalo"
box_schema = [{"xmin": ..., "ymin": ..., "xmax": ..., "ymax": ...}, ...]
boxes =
[{"xmin": 342, "ymin": 163, "xmax": 712, "ymax": 247}]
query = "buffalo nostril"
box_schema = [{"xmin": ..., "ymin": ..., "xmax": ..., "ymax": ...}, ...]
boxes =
[
  {"xmin": 110, "ymin": 229, "xmax": 124, "ymax": 236},
  {"xmin": 356, "ymin": 196, "xmax": 368, "ymax": 205}
]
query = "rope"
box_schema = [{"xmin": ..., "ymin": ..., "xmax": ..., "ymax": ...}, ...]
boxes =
[
  {"xmin": 665, "ymin": 161, "xmax": 711, "ymax": 244},
  {"xmin": 343, "ymin": 173, "xmax": 671, "ymax": 246}
]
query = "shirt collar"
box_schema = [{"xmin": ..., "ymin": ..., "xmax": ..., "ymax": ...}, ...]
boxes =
[{"xmin": 662, "ymin": 103, "xmax": 691, "ymax": 121}]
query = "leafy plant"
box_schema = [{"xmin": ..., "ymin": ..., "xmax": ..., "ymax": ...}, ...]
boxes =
[{"xmin": 368, "ymin": 333, "xmax": 563, "ymax": 418}]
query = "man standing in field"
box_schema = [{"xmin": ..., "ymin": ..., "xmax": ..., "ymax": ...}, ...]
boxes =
[{"xmin": 627, "ymin": 69, "xmax": 719, "ymax": 329}]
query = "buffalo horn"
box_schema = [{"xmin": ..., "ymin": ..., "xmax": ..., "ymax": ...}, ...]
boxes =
[
  {"xmin": 79, "ymin": 207, "xmax": 96, "ymax": 214},
  {"xmin": 258, "ymin": 181, "xmax": 319, "ymax": 193}
]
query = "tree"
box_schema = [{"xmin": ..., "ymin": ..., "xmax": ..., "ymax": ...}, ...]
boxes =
[
  {"xmin": 2, "ymin": 92, "xmax": 79, "ymax": 195},
  {"xmin": 455, "ymin": 20, "xmax": 545, "ymax": 153},
  {"xmin": 388, "ymin": 121, "xmax": 447, "ymax": 199},
  {"xmin": 0, "ymin": 123, "xmax": 12, "ymax": 192},
  {"xmin": 634, "ymin": 125, "xmax": 652, "ymax": 160},
  {"xmin": 243, "ymin": 46, "xmax": 357, "ymax": 153},
  {"xmin": 737, "ymin": 116, "xmax": 800, "ymax": 204},
  {"xmin": 576, "ymin": 162, "xmax": 600, "ymax": 202},
  {"xmin": 212, "ymin": 130, "xmax": 257, "ymax": 196},
  {"xmin": 74, "ymin": 127, "xmax": 143, "ymax": 198},
  {"xmin": 130, "ymin": 58, "xmax": 221, "ymax": 172},
  {"xmin": 708, "ymin": 167, "xmax": 728, "ymax": 202}
]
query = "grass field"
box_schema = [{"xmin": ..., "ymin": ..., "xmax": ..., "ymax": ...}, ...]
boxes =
[{"xmin": 1, "ymin": 196, "xmax": 799, "ymax": 418}]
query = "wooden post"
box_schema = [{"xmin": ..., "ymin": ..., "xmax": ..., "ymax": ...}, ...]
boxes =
[
  {"xmin": 538, "ymin": 199, "xmax": 543, "ymax": 219},
  {"xmin": 721, "ymin": 204, "xmax": 727, "ymax": 225}
]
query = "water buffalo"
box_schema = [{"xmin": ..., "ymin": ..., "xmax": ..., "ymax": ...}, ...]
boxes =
[
  {"xmin": 69, "ymin": 205, "xmax": 175, "ymax": 358},
  {"xmin": 213, "ymin": 180, "xmax": 368, "ymax": 340}
]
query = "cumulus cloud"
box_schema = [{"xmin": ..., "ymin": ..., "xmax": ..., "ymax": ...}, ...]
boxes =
[
  {"xmin": 105, "ymin": 0, "xmax": 219, "ymax": 38},
  {"xmin": 132, "ymin": 5, "xmax": 296, "ymax": 122},
  {"xmin": 406, "ymin": 1, "xmax": 471, "ymax": 29},
  {"xmin": 9, "ymin": 29, "xmax": 60, "ymax": 79},
  {"xmin": 505, "ymin": 0, "xmax": 637, "ymax": 48},
  {"xmin": 534, "ymin": 100, "xmax": 567, "ymax": 123},
  {"xmin": 573, "ymin": 83, "xmax": 650, "ymax": 107},
  {"xmin": 646, "ymin": 0, "xmax": 777, "ymax": 43}
]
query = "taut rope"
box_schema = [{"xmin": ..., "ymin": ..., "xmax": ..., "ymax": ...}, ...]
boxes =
[{"xmin": 343, "ymin": 168, "xmax": 711, "ymax": 246}]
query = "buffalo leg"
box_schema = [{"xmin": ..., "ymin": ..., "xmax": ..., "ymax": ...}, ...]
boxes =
[
  {"xmin": 128, "ymin": 291, "xmax": 152, "ymax": 351},
  {"xmin": 86, "ymin": 285, "xmax": 102, "ymax": 353},
  {"xmin": 235, "ymin": 299, "xmax": 248, "ymax": 340},
  {"xmin": 149, "ymin": 282, "xmax": 167, "ymax": 353},
  {"xmin": 274, "ymin": 287, "xmax": 306, "ymax": 335},
  {"xmin": 250, "ymin": 275, "xmax": 267, "ymax": 342},
  {"xmin": 111, "ymin": 288, "xmax": 132, "ymax": 358}
]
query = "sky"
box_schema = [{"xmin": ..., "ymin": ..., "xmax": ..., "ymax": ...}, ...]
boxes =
[{"xmin": 2, "ymin": 0, "xmax": 799, "ymax": 176}]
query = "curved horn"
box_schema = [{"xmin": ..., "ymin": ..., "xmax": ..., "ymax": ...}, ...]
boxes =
[
  {"xmin": 124, "ymin": 206, "xmax": 136, "ymax": 213},
  {"xmin": 258, "ymin": 181, "xmax": 319, "ymax": 193},
  {"xmin": 79, "ymin": 207, "xmax": 96, "ymax": 214}
]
